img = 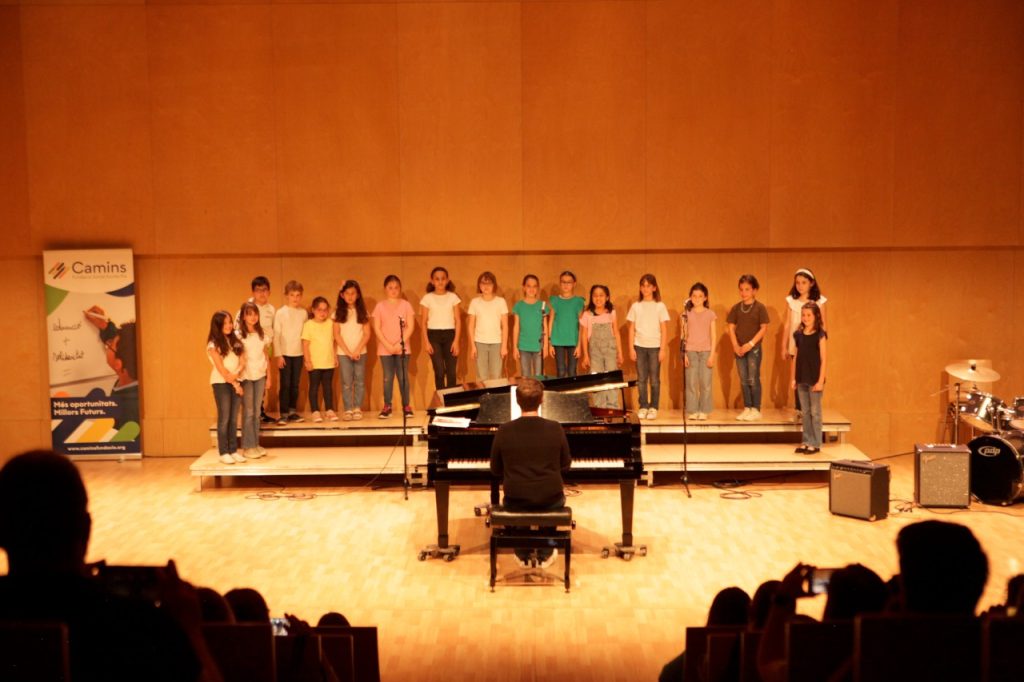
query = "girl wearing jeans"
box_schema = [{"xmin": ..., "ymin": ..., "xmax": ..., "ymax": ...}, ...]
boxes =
[
  {"xmin": 207, "ymin": 310, "xmax": 245, "ymax": 464},
  {"xmin": 791, "ymin": 302, "xmax": 827, "ymax": 454},
  {"xmin": 627, "ymin": 274, "xmax": 669, "ymax": 420},
  {"xmin": 333, "ymin": 280, "xmax": 371, "ymax": 421},
  {"xmin": 372, "ymin": 275, "xmax": 415, "ymax": 418},
  {"xmin": 727, "ymin": 274, "xmax": 769, "ymax": 421},
  {"xmin": 237, "ymin": 301, "xmax": 271, "ymax": 459},
  {"xmin": 681, "ymin": 283, "xmax": 716, "ymax": 420}
]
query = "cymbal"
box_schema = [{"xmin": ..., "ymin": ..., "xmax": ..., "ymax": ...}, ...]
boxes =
[{"xmin": 946, "ymin": 362, "xmax": 1000, "ymax": 383}]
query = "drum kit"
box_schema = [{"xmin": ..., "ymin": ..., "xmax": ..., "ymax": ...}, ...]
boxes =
[{"xmin": 948, "ymin": 361, "xmax": 1024, "ymax": 505}]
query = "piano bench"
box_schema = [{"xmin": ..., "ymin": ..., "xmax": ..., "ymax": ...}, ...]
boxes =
[{"xmin": 488, "ymin": 506, "xmax": 573, "ymax": 592}]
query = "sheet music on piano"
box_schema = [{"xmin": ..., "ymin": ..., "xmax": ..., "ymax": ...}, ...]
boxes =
[{"xmin": 431, "ymin": 416, "xmax": 471, "ymax": 429}]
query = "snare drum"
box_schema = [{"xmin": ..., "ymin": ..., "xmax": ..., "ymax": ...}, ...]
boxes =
[
  {"xmin": 968, "ymin": 432, "xmax": 1024, "ymax": 505},
  {"xmin": 1011, "ymin": 397, "xmax": 1024, "ymax": 430},
  {"xmin": 959, "ymin": 391, "xmax": 1004, "ymax": 432}
]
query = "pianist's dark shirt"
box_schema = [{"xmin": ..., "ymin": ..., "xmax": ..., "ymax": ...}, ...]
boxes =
[{"xmin": 490, "ymin": 416, "xmax": 571, "ymax": 509}]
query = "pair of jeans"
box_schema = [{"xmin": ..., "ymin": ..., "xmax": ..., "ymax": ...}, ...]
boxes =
[
  {"xmin": 338, "ymin": 355, "xmax": 366, "ymax": 412},
  {"xmin": 588, "ymin": 323, "xmax": 620, "ymax": 408},
  {"xmin": 212, "ymin": 383, "xmax": 240, "ymax": 454},
  {"xmin": 381, "ymin": 354, "xmax": 410, "ymax": 407},
  {"xmin": 519, "ymin": 350, "xmax": 542, "ymax": 378},
  {"xmin": 554, "ymin": 346, "xmax": 577, "ymax": 378},
  {"xmin": 796, "ymin": 384, "xmax": 823, "ymax": 447},
  {"xmin": 427, "ymin": 328, "xmax": 457, "ymax": 389},
  {"xmin": 308, "ymin": 368, "xmax": 335, "ymax": 411},
  {"xmin": 475, "ymin": 342, "xmax": 503, "ymax": 380},
  {"xmin": 241, "ymin": 376, "xmax": 265, "ymax": 448},
  {"xmin": 635, "ymin": 346, "xmax": 661, "ymax": 409},
  {"xmin": 685, "ymin": 350, "xmax": 713, "ymax": 415},
  {"xmin": 735, "ymin": 345, "xmax": 763, "ymax": 409},
  {"xmin": 278, "ymin": 355, "xmax": 303, "ymax": 415}
]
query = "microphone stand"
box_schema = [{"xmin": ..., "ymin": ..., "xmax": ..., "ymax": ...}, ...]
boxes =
[
  {"xmin": 679, "ymin": 311, "xmax": 692, "ymax": 498},
  {"xmin": 399, "ymin": 317, "xmax": 409, "ymax": 501}
]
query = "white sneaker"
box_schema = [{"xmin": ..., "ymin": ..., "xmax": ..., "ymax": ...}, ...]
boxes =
[
  {"xmin": 539, "ymin": 549, "xmax": 559, "ymax": 569},
  {"xmin": 637, "ymin": 408, "xmax": 649, "ymax": 419},
  {"xmin": 514, "ymin": 554, "xmax": 531, "ymax": 569},
  {"xmin": 736, "ymin": 408, "xmax": 750, "ymax": 420},
  {"xmin": 352, "ymin": 409, "xmax": 363, "ymax": 421},
  {"xmin": 342, "ymin": 410, "xmax": 353, "ymax": 421},
  {"xmin": 231, "ymin": 451, "xmax": 247, "ymax": 463},
  {"xmin": 699, "ymin": 412, "xmax": 709, "ymax": 421},
  {"xmin": 647, "ymin": 408, "xmax": 658, "ymax": 420},
  {"xmin": 245, "ymin": 447, "xmax": 265, "ymax": 460},
  {"xmin": 687, "ymin": 413, "xmax": 700, "ymax": 420},
  {"xmin": 219, "ymin": 453, "xmax": 235, "ymax": 465},
  {"xmin": 747, "ymin": 408, "xmax": 762, "ymax": 421},
  {"xmin": 326, "ymin": 410, "xmax": 339, "ymax": 422},
  {"xmin": 312, "ymin": 411, "xmax": 323, "ymax": 423},
  {"xmin": 256, "ymin": 445, "xmax": 267, "ymax": 456}
]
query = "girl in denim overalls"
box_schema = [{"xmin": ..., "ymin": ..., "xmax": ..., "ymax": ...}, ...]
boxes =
[{"xmin": 580, "ymin": 285, "xmax": 623, "ymax": 409}]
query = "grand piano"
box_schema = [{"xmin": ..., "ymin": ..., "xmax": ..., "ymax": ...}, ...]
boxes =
[{"xmin": 418, "ymin": 370, "xmax": 646, "ymax": 562}]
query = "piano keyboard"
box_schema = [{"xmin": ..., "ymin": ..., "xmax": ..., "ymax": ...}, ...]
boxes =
[{"xmin": 446, "ymin": 458, "xmax": 626, "ymax": 470}]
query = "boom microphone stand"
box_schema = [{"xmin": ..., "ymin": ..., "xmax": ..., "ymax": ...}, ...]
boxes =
[
  {"xmin": 679, "ymin": 310, "xmax": 692, "ymax": 498},
  {"xmin": 398, "ymin": 317, "xmax": 409, "ymax": 501}
]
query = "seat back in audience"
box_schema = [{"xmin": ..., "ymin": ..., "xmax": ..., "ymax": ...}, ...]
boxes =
[
  {"xmin": 318, "ymin": 633, "xmax": 356, "ymax": 682},
  {"xmin": 314, "ymin": 626, "xmax": 380, "ymax": 682},
  {"xmin": 982, "ymin": 616, "xmax": 1024, "ymax": 682},
  {"xmin": 202, "ymin": 623, "xmax": 276, "ymax": 682},
  {"xmin": 684, "ymin": 626, "xmax": 744, "ymax": 682},
  {"xmin": 854, "ymin": 614, "xmax": 979, "ymax": 682},
  {"xmin": 705, "ymin": 630, "xmax": 741, "ymax": 682},
  {"xmin": 786, "ymin": 620, "xmax": 853, "ymax": 682},
  {"xmin": 275, "ymin": 634, "xmax": 324, "ymax": 682},
  {"xmin": 738, "ymin": 630, "xmax": 762, "ymax": 682},
  {"xmin": 0, "ymin": 621, "xmax": 70, "ymax": 682}
]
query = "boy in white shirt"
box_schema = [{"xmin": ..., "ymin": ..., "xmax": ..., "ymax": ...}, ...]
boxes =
[{"xmin": 273, "ymin": 281, "xmax": 307, "ymax": 424}]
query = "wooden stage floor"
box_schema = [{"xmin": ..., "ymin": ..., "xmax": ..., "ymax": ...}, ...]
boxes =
[{"xmin": 19, "ymin": 453, "xmax": 1024, "ymax": 681}]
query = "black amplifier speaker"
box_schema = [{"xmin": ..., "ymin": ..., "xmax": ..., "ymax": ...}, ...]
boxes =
[
  {"xmin": 829, "ymin": 460, "xmax": 890, "ymax": 521},
  {"xmin": 914, "ymin": 443, "xmax": 970, "ymax": 508}
]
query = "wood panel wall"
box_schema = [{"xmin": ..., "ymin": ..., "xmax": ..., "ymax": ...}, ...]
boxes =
[{"xmin": 0, "ymin": 0, "xmax": 1022, "ymax": 458}]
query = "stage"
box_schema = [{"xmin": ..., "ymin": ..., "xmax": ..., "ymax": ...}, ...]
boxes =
[{"xmin": 64, "ymin": 454, "xmax": 1024, "ymax": 682}]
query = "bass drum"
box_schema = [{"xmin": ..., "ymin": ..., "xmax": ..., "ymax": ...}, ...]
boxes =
[{"xmin": 969, "ymin": 433, "xmax": 1024, "ymax": 505}]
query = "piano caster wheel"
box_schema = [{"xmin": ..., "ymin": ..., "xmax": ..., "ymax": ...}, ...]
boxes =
[
  {"xmin": 622, "ymin": 552, "xmax": 633, "ymax": 562},
  {"xmin": 418, "ymin": 552, "xmax": 427, "ymax": 561},
  {"xmin": 601, "ymin": 548, "xmax": 610, "ymax": 559},
  {"xmin": 444, "ymin": 553, "xmax": 456, "ymax": 562},
  {"xmin": 639, "ymin": 546, "xmax": 648, "ymax": 557}
]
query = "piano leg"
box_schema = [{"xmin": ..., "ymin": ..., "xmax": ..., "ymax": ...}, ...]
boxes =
[
  {"xmin": 418, "ymin": 481, "xmax": 461, "ymax": 562},
  {"xmin": 601, "ymin": 479, "xmax": 648, "ymax": 561}
]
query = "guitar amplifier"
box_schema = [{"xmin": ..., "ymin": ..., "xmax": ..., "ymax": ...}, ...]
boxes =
[
  {"xmin": 829, "ymin": 460, "xmax": 889, "ymax": 521},
  {"xmin": 914, "ymin": 443, "xmax": 970, "ymax": 508}
]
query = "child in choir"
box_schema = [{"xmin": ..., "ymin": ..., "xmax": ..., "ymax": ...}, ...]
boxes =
[
  {"xmin": 547, "ymin": 270, "xmax": 586, "ymax": 378},
  {"xmin": 247, "ymin": 276, "xmax": 276, "ymax": 424},
  {"xmin": 237, "ymin": 302, "xmax": 271, "ymax": 459},
  {"xmin": 782, "ymin": 268, "xmax": 828, "ymax": 419},
  {"xmin": 333, "ymin": 280, "xmax": 371, "ymax": 421},
  {"xmin": 682, "ymin": 282, "xmax": 717, "ymax": 421},
  {"xmin": 207, "ymin": 311, "xmax": 246, "ymax": 464},
  {"xmin": 580, "ymin": 284, "xmax": 623, "ymax": 409},
  {"xmin": 512, "ymin": 274, "xmax": 549, "ymax": 378},
  {"xmin": 627, "ymin": 274, "xmax": 670, "ymax": 419},
  {"xmin": 420, "ymin": 267, "xmax": 462, "ymax": 390},
  {"xmin": 727, "ymin": 274, "xmax": 769, "ymax": 421},
  {"xmin": 274, "ymin": 280, "xmax": 306, "ymax": 425},
  {"xmin": 372, "ymin": 275, "xmax": 415, "ymax": 419},
  {"xmin": 467, "ymin": 271, "xmax": 508, "ymax": 381},
  {"xmin": 790, "ymin": 302, "xmax": 827, "ymax": 454},
  {"xmin": 302, "ymin": 297, "xmax": 338, "ymax": 423}
]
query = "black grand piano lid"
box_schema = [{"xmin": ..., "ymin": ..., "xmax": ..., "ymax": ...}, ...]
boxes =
[{"xmin": 476, "ymin": 391, "xmax": 594, "ymax": 424}]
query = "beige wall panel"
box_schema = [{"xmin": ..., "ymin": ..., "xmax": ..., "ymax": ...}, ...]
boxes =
[
  {"xmin": 890, "ymin": 412, "xmax": 951, "ymax": 458},
  {"xmin": 893, "ymin": 0, "xmax": 1024, "ymax": 246},
  {"xmin": 842, "ymin": 410, "xmax": 890, "ymax": 459},
  {"xmin": 274, "ymin": 4, "xmax": 400, "ymax": 253},
  {"xmin": 769, "ymin": 0, "xmax": 896, "ymax": 248},
  {"xmin": 21, "ymin": 6, "xmax": 153, "ymax": 253},
  {"xmin": 889, "ymin": 250, "xmax": 1012, "ymax": 424},
  {"xmin": 140, "ymin": 417, "xmax": 165, "ymax": 457},
  {"xmin": 0, "ymin": 9, "xmax": 30, "ymax": 257},
  {"xmin": 522, "ymin": 1, "xmax": 645, "ymax": 250},
  {"xmin": 0, "ymin": 422, "xmax": 48, "ymax": 464},
  {"xmin": 162, "ymin": 417, "xmax": 214, "ymax": 457},
  {"xmin": 398, "ymin": 2, "xmax": 523, "ymax": 252},
  {"xmin": 646, "ymin": 0, "xmax": 772, "ymax": 249},
  {"xmin": 135, "ymin": 259, "xmax": 165, "ymax": 422},
  {"xmin": 0, "ymin": 259, "xmax": 45, "ymax": 420},
  {"xmin": 149, "ymin": 5, "xmax": 277, "ymax": 254}
]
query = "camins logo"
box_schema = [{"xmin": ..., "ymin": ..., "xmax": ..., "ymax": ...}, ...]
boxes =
[{"xmin": 49, "ymin": 262, "xmax": 67, "ymax": 279}]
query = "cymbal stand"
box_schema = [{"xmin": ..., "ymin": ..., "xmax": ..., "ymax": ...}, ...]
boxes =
[
  {"xmin": 399, "ymin": 317, "xmax": 409, "ymax": 501},
  {"xmin": 953, "ymin": 381, "xmax": 961, "ymax": 443}
]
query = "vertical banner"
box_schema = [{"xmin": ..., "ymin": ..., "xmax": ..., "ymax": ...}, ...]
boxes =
[{"xmin": 44, "ymin": 249, "xmax": 141, "ymax": 458}]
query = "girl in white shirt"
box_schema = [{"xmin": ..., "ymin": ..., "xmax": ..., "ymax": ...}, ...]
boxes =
[
  {"xmin": 467, "ymin": 271, "xmax": 509, "ymax": 381},
  {"xmin": 237, "ymin": 301, "xmax": 271, "ymax": 459},
  {"xmin": 333, "ymin": 280, "xmax": 371, "ymax": 421},
  {"xmin": 207, "ymin": 310, "xmax": 245, "ymax": 464},
  {"xmin": 420, "ymin": 267, "xmax": 462, "ymax": 390},
  {"xmin": 626, "ymin": 274, "xmax": 670, "ymax": 419}
]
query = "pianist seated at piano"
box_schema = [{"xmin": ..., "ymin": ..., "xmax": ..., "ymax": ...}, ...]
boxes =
[{"xmin": 488, "ymin": 377, "xmax": 571, "ymax": 568}]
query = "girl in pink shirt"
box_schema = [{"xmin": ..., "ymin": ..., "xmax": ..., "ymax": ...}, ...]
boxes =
[
  {"xmin": 681, "ymin": 282, "xmax": 717, "ymax": 420},
  {"xmin": 371, "ymin": 275, "xmax": 416, "ymax": 419}
]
